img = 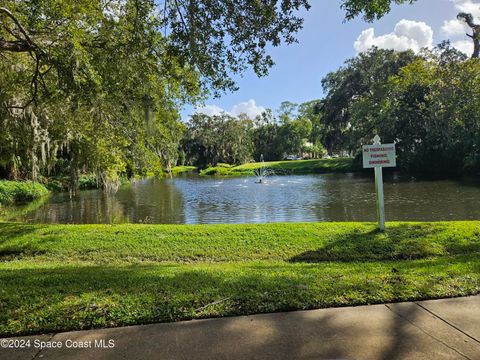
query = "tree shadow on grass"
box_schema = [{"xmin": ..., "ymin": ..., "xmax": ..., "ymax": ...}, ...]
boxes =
[
  {"xmin": 289, "ymin": 223, "xmax": 480, "ymax": 263},
  {"xmin": 1, "ymin": 254, "xmax": 479, "ymax": 336},
  {"xmin": 0, "ymin": 222, "xmax": 50, "ymax": 258},
  {"xmin": 1, "ymin": 256, "xmax": 478, "ymax": 359},
  {"xmin": 0, "ymin": 222, "xmax": 43, "ymax": 239}
]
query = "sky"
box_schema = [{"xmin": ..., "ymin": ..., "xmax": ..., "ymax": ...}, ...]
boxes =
[{"xmin": 182, "ymin": 0, "xmax": 480, "ymax": 120}]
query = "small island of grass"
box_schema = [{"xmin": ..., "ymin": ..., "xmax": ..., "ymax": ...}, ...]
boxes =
[{"xmin": 200, "ymin": 158, "xmax": 357, "ymax": 176}]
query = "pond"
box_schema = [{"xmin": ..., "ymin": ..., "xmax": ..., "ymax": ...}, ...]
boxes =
[{"xmin": 9, "ymin": 173, "xmax": 480, "ymax": 224}]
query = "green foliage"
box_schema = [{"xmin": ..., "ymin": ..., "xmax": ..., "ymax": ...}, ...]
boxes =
[
  {"xmin": 341, "ymin": 0, "xmax": 417, "ymax": 21},
  {"xmin": 39, "ymin": 174, "xmax": 100, "ymax": 192},
  {"xmin": 302, "ymin": 142, "xmax": 326, "ymax": 158},
  {"xmin": 0, "ymin": 181, "xmax": 49, "ymax": 205},
  {"xmin": 0, "ymin": 0, "xmax": 322, "ymax": 188},
  {"xmin": 0, "ymin": 0, "xmax": 203, "ymax": 188},
  {"xmin": 350, "ymin": 50, "xmax": 480, "ymax": 174},
  {"xmin": 250, "ymin": 106, "xmax": 317, "ymax": 161},
  {"xmin": 0, "ymin": 0, "xmax": 424, "ymax": 188},
  {"xmin": 162, "ymin": 1, "xmax": 311, "ymax": 92},
  {"xmin": 78, "ymin": 174, "xmax": 98, "ymax": 190},
  {"xmin": 320, "ymin": 47, "xmax": 418, "ymax": 155},
  {"xmin": 316, "ymin": 44, "xmax": 480, "ymax": 175},
  {"xmin": 199, "ymin": 166, "xmax": 235, "ymax": 176},
  {"xmin": 0, "ymin": 0, "xmax": 425, "ymax": 187},
  {"xmin": 183, "ymin": 113, "xmax": 254, "ymax": 167},
  {"xmin": 0, "ymin": 221, "xmax": 479, "ymax": 335},
  {"xmin": 298, "ymin": 99, "xmax": 325, "ymax": 154}
]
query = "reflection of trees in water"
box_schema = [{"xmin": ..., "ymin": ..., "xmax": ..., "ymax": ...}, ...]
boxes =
[
  {"xmin": 116, "ymin": 179, "xmax": 185, "ymax": 223},
  {"xmin": 89, "ymin": 192, "xmax": 128, "ymax": 223},
  {"xmin": 182, "ymin": 177, "xmax": 272, "ymax": 224},
  {"xmin": 318, "ymin": 174, "xmax": 480, "ymax": 222},
  {"xmin": 22, "ymin": 190, "xmax": 128, "ymax": 224},
  {"xmin": 312, "ymin": 173, "xmax": 375, "ymax": 222},
  {"xmin": 22, "ymin": 178, "xmax": 186, "ymax": 224},
  {"xmin": 384, "ymin": 179, "xmax": 480, "ymax": 221},
  {"xmin": 18, "ymin": 175, "xmax": 480, "ymax": 224},
  {"xmin": 187, "ymin": 175, "xmax": 376, "ymax": 224}
]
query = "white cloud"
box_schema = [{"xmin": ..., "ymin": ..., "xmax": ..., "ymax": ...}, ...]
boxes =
[
  {"xmin": 354, "ymin": 20, "xmax": 433, "ymax": 53},
  {"xmin": 452, "ymin": 0, "xmax": 480, "ymax": 19},
  {"xmin": 439, "ymin": 1, "xmax": 480, "ymax": 56},
  {"xmin": 195, "ymin": 99, "xmax": 266, "ymax": 119},
  {"xmin": 453, "ymin": 39, "xmax": 474, "ymax": 55},
  {"xmin": 441, "ymin": 19, "xmax": 468, "ymax": 37},
  {"xmin": 195, "ymin": 104, "xmax": 225, "ymax": 117},
  {"xmin": 230, "ymin": 100, "xmax": 266, "ymax": 118},
  {"xmin": 395, "ymin": 20, "xmax": 433, "ymax": 48}
]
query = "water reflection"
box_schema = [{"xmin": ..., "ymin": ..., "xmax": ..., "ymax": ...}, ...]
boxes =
[
  {"xmin": 116, "ymin": 178, "xmax": 185, "ymax": 223},
  {"xmin": 14, "ymin": 173, "xmax": 480, "ymax": 224}
]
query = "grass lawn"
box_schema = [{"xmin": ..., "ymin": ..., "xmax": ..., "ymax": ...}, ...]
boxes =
[
  {"xmin": 0, "ymin": 221, "xmax": 479, "ymax": 336},
  {"xmin": 200, "ymin": 158, "xmax": 357, "ymax": 176}
]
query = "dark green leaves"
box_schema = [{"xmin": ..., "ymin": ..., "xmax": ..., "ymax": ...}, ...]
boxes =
[{"xmin": 341, "ymin": 0, "xmax": 417, "ymax": 22}]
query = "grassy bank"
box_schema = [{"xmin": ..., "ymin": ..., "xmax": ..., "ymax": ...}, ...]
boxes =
[
  {"xmin": 200, "ymin": 158, "xmax": 356, "ymax": 176},
  {"xmin": 0, "ymin": 181, "xmax": 49, "ymax": 206},
  {"xmin": 171, "ymin": 165, "xmax": 197, "ymax": 175},
  {"xmin": 0, "ymin": 181, "xmax": 50, "ymax": 222},
  {"xmin": 0, "ymin": 221, "xmax": 479, "ymax": 336}
]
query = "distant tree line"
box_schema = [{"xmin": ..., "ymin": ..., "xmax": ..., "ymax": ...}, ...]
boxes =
[
  {"xmin": 181, "ymin": 102, "xmax": 325, "ymax": 167},
  {"xmin": 182, "ymin": 42, "xmax": 480, "ymax": 177}
]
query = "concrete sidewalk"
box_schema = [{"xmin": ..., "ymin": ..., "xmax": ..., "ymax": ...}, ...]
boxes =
[{"xmin": 1, "ymin": 296, "xmax": 479, "ymax": 360}]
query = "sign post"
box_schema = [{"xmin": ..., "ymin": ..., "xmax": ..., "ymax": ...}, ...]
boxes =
[{"xmin": 362, "ymin": 135, "xmax": 396, "ymax": 231}]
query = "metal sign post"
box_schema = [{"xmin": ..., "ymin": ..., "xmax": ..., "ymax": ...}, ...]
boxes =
[
  {"xmin": 374, "ymin": 165, "xmax": 385, "ymax": 231},
  {"xmin": 362, "ymin": 135, "xmax": 396, "ymax": 231}
]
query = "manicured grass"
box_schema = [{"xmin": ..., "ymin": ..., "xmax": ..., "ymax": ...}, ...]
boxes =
[
  {"xmin": 1, "ymin": 222, "xmax": 480, "ymax": 263},
  {"xmin": 0, "ymin": 221, "xmax": 479, "ymax": 336},
  {"xmin": 171, "ymin": 166, "xmax": 197, "ymax": 175},
  {"xmin": 0, "ymin": 181, "xmax": 49, "ymax": 206},
  {"xmin": 200, "ymin": 158, "xmax": 357, "ymax": 176}
]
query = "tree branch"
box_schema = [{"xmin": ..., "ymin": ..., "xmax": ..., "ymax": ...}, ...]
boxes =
[
  {"xmin": 0, "ymin": 7, "xmax": 45, "ymax": 56},
  {"xmin": 0, "ymin": 38, "xmax": 31, "ymax": 52},
  {"xmin": 0, "ymin": 7, "xmax": 34, "ymax": 46},
  {"xmin": 173, "ymin": 0, "xmax": 188, "ymax": 34}
]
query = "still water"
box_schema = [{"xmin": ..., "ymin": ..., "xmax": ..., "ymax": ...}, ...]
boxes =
[{"xmin": 12, "ymin": 173, "xmax": 480, "ymax": 224}]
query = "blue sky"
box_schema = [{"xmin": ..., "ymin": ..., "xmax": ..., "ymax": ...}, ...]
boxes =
[{"xmin": 182, "ymin": 0, "xmax": 479, "ymax": 120}]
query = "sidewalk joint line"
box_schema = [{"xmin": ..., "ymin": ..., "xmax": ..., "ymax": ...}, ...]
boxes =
[
  {"xmin": 414, "ymin": 302, "xmax": 480, "ymax": 345},
  {"xmin": 31, "ymin": 333, "xmax": 55, "ymax": 360},
  {"xmin": 384, "ymin": 304, "xmax": 472, "ymax": 360}
]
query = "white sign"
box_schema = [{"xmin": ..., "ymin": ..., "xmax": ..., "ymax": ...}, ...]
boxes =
[
  {"xmin": 362, "ymin": 135, "xmax": 396, "ymax": 231},
  {"xmin": 362, "ymin": 143, "xmax": 396, "ymax": 168}
]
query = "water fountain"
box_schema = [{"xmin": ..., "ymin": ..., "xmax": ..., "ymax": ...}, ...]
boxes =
[{"xmin": 254, "ymin": 154, "xmax": 273, "ymax": 183}]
